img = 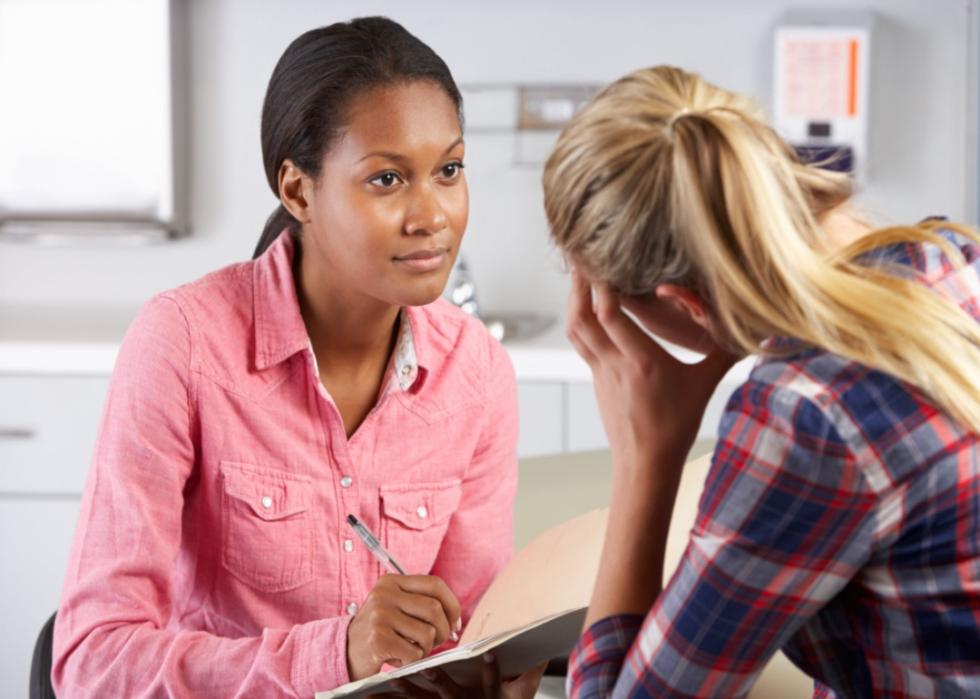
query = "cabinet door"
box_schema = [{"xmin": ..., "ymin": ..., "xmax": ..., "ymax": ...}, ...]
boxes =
[
  {"xmin": 0, "ymin": 375, "xmax": 109, "ymax": 494},
  {"xmin": 516, "ymin": 382, "xmax": 564, "ymax": 458},
  {"xmin": 566, "ymin": 382, "xmax": 608, "ymax": 453},
  {"xmin": 0, "ymin": 497, "xmax": 81, "ymax": 699},
  {"xmin": 567, "ymin": 378, "xmax": 744, "ymax": 453}
]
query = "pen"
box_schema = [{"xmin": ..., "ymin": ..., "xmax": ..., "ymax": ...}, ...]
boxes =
[
  {"xmin": 346, "ymin": 513, "xmax": 406, "ymax": 574},
  {"xmin": 346, "ymin": 513, "xmax": 459, "ymax": 642}
]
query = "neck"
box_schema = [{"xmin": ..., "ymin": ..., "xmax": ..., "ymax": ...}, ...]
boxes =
[
  {"xmin": 819, "ymin": 204, "xmax": 873, "ymax": 252},
  {"xmin": 294, "ymin": 243, "xmax": 400, "ymax": 373}
]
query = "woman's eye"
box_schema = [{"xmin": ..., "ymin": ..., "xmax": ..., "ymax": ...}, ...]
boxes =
[
  {"xmin": 370, "ymin": 171, "xmax": 401, "ymax": 188},
  {"xmin": 441, "ymin": 161, "xmax": 464, "ymax": 179}
]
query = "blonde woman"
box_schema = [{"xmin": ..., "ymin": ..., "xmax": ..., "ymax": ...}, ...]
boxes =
[{"xmin": 543, "ymin": 65, "xmax": 979, "ymax": 698}]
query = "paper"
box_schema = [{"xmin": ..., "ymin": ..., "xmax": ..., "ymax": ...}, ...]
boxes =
[
  {"xmin": 460, "ymin": 507, "xmax": 608, "ymax": 644},
  {"xmin": 316, "ymin": 508, "xmax": 609, "ymax": 699}
]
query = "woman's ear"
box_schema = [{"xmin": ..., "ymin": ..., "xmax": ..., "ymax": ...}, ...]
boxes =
[
  {"xmin": 655, "ymin": 284, "xmax": 711, "ymax": 331},
  {"xmin": 278, "ymin": 159, "xmax": 312, "ymax": 223}
]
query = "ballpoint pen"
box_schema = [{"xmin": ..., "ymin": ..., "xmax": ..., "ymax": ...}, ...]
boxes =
[
  {"xmin": 346, "ymin": 513, "xmax": 407, "ymax": 574},
  {"xmin": 346, "ymin": 513, "xmax": 459, "ymax": 641}
]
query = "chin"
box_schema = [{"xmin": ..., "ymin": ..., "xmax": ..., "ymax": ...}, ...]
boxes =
[{"xmin": 396, "ymin": 279, "xmax": 448, "ymax": 307}]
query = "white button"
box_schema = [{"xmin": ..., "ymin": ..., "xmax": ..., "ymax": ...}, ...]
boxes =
[
  {"xmin": 340, "ymin": 476, "xmax": 353, "ymax": 488},
  {"xmin": 343, "ymin": 539, "xmax": 354, "ymax": 553},
  {"xmin": 346, "ymin": 602, "xmax": 358, "ymax": 615},
  {"xmin": 416, "ymin": 506, "xmax": 428, "ymax": 519},
  {"xmin": 400, "ymin": 365, "xmax": 412, "ymax": 376},
  {"xmin": 261, "ymin": 496, "xmax": 273, "ymax": 509}
]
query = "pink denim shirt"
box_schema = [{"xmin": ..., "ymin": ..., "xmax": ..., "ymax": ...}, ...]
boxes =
[{"xmin": 52, "ymin": 231, "xmax": 519, "ymax": 697}]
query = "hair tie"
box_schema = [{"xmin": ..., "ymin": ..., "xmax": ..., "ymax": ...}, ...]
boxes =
[{"xmin": 666, "ymin": 106, "xmax": 691, "ymax": 134}]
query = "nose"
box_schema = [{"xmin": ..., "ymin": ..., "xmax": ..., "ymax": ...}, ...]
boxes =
[{"xmin": 404, "ymin": 184, "xmax": 447, "ymax": 235}]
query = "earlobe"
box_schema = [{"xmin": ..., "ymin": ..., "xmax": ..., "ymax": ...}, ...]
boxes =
[{"xmin": 278, "ymin": 159, "xmax": 311, "ymax": 223}]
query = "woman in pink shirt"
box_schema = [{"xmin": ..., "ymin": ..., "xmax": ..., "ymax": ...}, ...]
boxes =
[{"xmin": 53, "ymin": 17, "xmax": 538, "ymax": 698}]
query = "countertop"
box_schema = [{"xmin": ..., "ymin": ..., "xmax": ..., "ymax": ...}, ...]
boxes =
[
  {"xmin": 0, "ymin": 304, "xmax": 755, "ymax": 384},
  {"xmin": 0, "ymin": 305, "xmax": 128, "ymax": 375}
]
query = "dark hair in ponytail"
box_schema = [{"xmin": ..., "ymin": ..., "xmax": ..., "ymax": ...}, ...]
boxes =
[{"xmin": 252, "ymin": 16, "xmax": 463, "ymax": 259}]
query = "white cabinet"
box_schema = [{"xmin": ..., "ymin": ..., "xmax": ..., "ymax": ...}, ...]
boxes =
[
  {"xmin": 566, "ymin": 382, "xmax": 608, "ymax": 453},
  {"xmin": 0, "ymin": 498, "xmax": 82, "ymax": 698},
  {"xmin": 516, "ymin": 382, "xmax": 565, "ymax": 457},
  {"xmin": 0, "ymin": 374, "xmax": 104, "ymax": 698},
  {"xmin": 524, "ymin": 376, "xmax": 748, "ymax": 458},
  {"xmin": 0, "ymin": 375, "xmax": 108, "ymax": 493},
  {"xmin": 509, "ymin": 329, "xmax": 754, "ymax": 458}
]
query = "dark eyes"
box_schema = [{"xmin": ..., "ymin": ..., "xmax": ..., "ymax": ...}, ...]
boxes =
[
  {"xmin": 368, "ymin": 161, "xmax": 464, "ymax": 189},
  {"xmin": 373, "ymin": 171, "xmax": 400, "ymax": 188},
  {"xmin": 441, "ymin": 161, "xmax": 464, "ymax": 179}
]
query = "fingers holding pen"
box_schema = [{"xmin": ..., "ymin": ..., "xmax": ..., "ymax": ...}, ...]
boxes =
[
  {"xmin": 393, "ymin": 575, "xmax": 462, "ymax": 640},
  {"xmin": 392, "ymin": 590, "xmax": 453, "ymax": 648},
  {"xmin": 347, "ymin": 574, "xmax": 462, "ymax": 681}
]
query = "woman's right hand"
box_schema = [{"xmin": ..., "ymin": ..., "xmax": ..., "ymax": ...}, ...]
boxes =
[{"xmin": 347, "ymin": 574, "xmax": 462, "ymax": 681}]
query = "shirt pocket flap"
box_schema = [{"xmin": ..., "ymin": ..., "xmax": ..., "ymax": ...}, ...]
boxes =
[
  {"xmin": 221, "ymin": 462, "xmax": 311, "ymax": 521},
  {"xmin": 380, "ymin": 480, "xmax": 462, "ymax": 531}
]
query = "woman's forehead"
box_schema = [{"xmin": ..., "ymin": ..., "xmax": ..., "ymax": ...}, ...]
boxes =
[{"xmin": 333, "ymin": 82, "xmax": 462, "ymax": 162}]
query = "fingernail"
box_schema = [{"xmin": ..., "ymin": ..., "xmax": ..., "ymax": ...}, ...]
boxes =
[
  {"xmin": 450, "ymin": 631, "xmax": 459, "ymax": 642},
  {"xmin": 483, "ymin": 652, "xmax": 494, "ymax": 663}
]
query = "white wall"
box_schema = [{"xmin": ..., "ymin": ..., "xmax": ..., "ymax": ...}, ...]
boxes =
[{"xmin": 0, "ymin": 0, "xmax": 975, "ymax": 316}]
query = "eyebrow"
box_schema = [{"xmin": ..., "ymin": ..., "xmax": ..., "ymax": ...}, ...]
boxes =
[{"xmin": 357, "ymin": 136, "xmax": 464, "ymax": 164}]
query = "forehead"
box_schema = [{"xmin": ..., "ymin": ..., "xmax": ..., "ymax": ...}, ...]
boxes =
[{"xmin": 334, "ymin": 81, "xmax": 462, "ymax": 158}]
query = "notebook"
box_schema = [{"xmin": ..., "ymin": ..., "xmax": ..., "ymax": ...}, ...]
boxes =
[{"xmin": 316, "ymin": 508, "xmax": 609, "ymax": 698}]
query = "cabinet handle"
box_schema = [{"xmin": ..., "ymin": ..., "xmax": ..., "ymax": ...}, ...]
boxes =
[{"xmin": 0, "ymin": 427, "xmax": 35, "ymax": 440}]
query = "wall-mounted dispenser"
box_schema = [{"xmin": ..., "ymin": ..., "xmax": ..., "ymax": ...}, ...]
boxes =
[{"xmin": 773, "ymin": 11, "xmax": 873, "ymax": 183}]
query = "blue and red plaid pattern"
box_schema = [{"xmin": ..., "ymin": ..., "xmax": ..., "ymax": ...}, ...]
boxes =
[{"xmin": 567, "ymin": 230, "xmax": 980, "ymax": 698}]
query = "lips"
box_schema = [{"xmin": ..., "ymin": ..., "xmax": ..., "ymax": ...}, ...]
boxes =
[
  {"xmin": 394, "ymin": 248, "xmax": 448, "ymax": 261},
  {"xmin": 393, "ymin": 247, "xmax": 449, "ymax": 273}
]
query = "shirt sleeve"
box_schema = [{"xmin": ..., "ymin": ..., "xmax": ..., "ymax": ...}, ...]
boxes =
[
  {"xmin": 566, "ymin": 615, "xmax": 647, "ymax": 697},
  {"xmin": 428, "ymin": 332, "xmax": 519, "ymax": 624},
  {"xmin": 52, "ymin": 294, "xmax": 353, "ymax": 698},
  {"xmin": 568, "ymin": 379, "xmax": 880, "ymax": 698}
]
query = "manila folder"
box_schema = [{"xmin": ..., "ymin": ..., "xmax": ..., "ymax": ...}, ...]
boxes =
[{"xmin": 316, "ymin": 507, "xmax": 609, "ymax": 698}]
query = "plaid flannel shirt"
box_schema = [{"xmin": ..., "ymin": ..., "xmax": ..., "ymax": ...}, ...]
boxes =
[{"xmin": 568, "ymin": 229, "xmax": 980, "ymax": 698}]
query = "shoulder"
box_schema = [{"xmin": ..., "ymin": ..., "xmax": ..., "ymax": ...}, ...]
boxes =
[
  {"xmin": 409, "ymin": 300, "xmax": 516, "ymax": 412},
  {"xmin": 125, "ymin": 258, "xmax": 257, "ymax": 381},
  {"xmin": 924, "ymin": 227, "xmax": 980, "ymax": 318},
  {"xmin": 161, "ymin": 258, "xmax": 254, "ymax": 332},
  {"xmin": 413, "ymin": 299, "xmax": 514, "ymax": 377},
  {"xmin": 724, "ymin": 347, "xmax": 959, "ymax": 491},
  {"xmin": 864, "ymin": 225, "xmax": 980, "ymax": 316},
  {"xmin": 897, "ymin": 226, "xmax": 978, "ymax": 279},
  {"xmin": 722, "ymin": 353, "xmax": 852, "ymax": 458}
]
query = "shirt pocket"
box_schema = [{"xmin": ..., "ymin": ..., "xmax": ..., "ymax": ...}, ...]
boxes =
[
  {"xmin": 379, "ymin": 479, "xmax": 462, "ymax": 576},
  {"xmin": 220, "ymin": 461, "xmax": 314, "ymax": 593}
]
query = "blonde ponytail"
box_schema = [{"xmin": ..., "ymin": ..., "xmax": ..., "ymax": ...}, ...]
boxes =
[{"xmin": 543, "ymin": 65, "xmax": 980, "ymax": 433}]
